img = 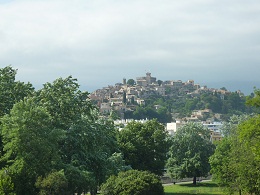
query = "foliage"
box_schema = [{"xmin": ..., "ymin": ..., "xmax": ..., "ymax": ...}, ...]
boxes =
[
  {"xmin": 0, "ymin": 170, "xmax": 14, "ymax": 195},
  {"xmin": 0, "ymin": 98, "xmax": 63, "ymax": 194},
  {"xmin": 118, "ymin": 119, "xmax": 169, "ymax": 175},
  {"xmin": 131, "ymin": 104, "xmax": 172, "ymax": 123},
  {"xmin": 237, "ymin": 115, "xmax": 260, "ymax": 193},
  {"xmin": 127, "ymin": 90, "xmax": 252, "ymax": 122},
  {"xmin": 106, "ymin": 152, "xmax": 132, "ymax": 176},
  {"xmin": 0, "ymin": 75, "xmax": 119, "ymax": 195},
  {"xmin": 0, "ymin": 66, "xmax": 34, "ymax": 117},
  {"xmin": 100, "ymin": 170, "xmax": 164, "ymax": 195},
  {"xmin": 34, "ymin": 76, "xmax": 94, "ymax": 130},
  {"xmin": 209, "ymin": 138, "xmax": 239, "ymax": 193},
  {"xmin": 210, "ymin": 111, "xmax": 260, "ymax": 194},
  {"xmin": 127, "ymin": 79, "xmax": 136, "ymax": 86},
  {"xmin": 35, "ymin": 170, "xmax": 68, "ymax": 195},
  {"xmin": 167, "ymin": 122, "xmax": 215, "ymax": 185},
  {"xmin": 220, "ymin": 114, "xmax": 251, "ymax": 137}
]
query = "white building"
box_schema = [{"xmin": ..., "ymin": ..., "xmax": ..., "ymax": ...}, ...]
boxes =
[{"xmin": 166, "ymin": 121, "xmax": 185, "ymax": 135}]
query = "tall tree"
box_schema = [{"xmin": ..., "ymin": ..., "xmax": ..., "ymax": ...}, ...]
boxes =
[
  {"xmin": 34, "ymin": 76, "xmax": 93, "ymax": 130},
  {"xmin": 118, "ymin": 119, "xmax": 169, "ymax": 175},
  {"xmin": 210, "ymin": 106, "xmax": 260, "ymax": 195},
  {"xmin": 0, "ymin": 66, "xmax": 34, "ymax": 117},
  {"xmin": 34, "ymin": 77, "xmax": 118, "ymax": 195},
  {"xmin": 0, "ymin": 98, "xmax": 63, "ymax": 194},
  {"xmin": 0, "ymin": 76, "xmax": 119, "ymax": 195},
  {"xmin": 167, "ymin": 122, "xmax": 215, "ymax": 185}
]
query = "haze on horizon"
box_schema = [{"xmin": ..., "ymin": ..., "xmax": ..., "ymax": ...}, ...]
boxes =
[{"xmin": 1, "ymin": 0, "xmax": 260, "ymax": 95}]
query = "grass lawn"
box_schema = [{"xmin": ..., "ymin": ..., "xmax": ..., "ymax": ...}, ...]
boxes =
[{"xmin": 164, "ymin": 181, "xmax": 225, "ymax": 195}]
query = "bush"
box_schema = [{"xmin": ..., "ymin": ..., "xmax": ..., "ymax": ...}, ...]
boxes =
[
  {"xmin": 100, "ymin": 170, "xmax": 164, "ymax": 195},
  {"xmin": 35, "ymin": 170, "xmax": 68, "ymax": 195}
]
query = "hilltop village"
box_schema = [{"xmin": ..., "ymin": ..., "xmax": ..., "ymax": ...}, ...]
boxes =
[
  {"xmin": 90, "ymin": 72, "xmax": 243, "ymax": 120},
  {"xmin": 90, "ymin": 72, "xmax": 246, "ymax": 141}
]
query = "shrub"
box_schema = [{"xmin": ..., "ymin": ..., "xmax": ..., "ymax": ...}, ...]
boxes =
[{"xmin": 100, "ymin": 170, "xmax": 164, "ymax": 195}]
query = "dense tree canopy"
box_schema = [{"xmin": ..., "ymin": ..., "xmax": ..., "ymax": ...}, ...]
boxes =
[
  {"xmin": 210, "ymin": 90, "xmax": 260, "ymax": 194},
  {"xmin": 118, "ymin": 119, "xmax": 169, "ymax": 175},
  {"xmin": 125, "ymin": 90, "xmax": 252, "ymax": 122},
  {"xmin": 167, "ymin": 122, "xmax": 215, "ymax": 185},
  {"xmin": 0, "ymin": 73, "xmax": 120, "ymax": 195},
  {"xmin": 210, "ymin": 115, "xmax": 260, "ymax": 194}
]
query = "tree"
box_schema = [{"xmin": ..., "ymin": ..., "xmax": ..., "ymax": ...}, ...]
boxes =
[
  {"xmin": 100, "ymin": 170, "xmax": 164, "ymax": 195},
  {"xmin": 122, "ymin": 91, "xmax": 126, "ymax": 104},
  {"xmin": 0, "ymin": 76, "xmax": 119, "ymax": 195},
  {"xmin": 63, "ymin": 117, "xmax": 118, "ymax": 195},
  {"xmin": 157, "ymin": 80, "xmax": 163, "ymax": 86},
  {"xmin": 0, "ymin": 98, "xmax": 63, "ymax": 194},
  {"xmin": 118, "ymin": 119, "xmax": 169, "ymax": 175},
  {"xmin": 35, "ymin": 170, "xmax": 68, "ymax": 195},
  {"xmin": 236, "ymin": 115, "xmax": 260, "ymax": 194},
  {"xmin": 0, "ymin": 66, "xmax": 34, "ymax": 169},
  {"xmin": 127, "ymin": 79, "xmax": 135, "ymax": 86},
  {"xmin": 34, "ymin": 77, "xmax": 118, "ymax": 195},
  {"xmin": 167, "ymin": 122, "xmax": 215, "ymax": 185},
  {"xmin": 210, "ymin": 112, "xmax": 260, "ymax": 194},
  {"xmin": 209, "ymin": 138, "xmax": 240, "ymax": 193},
  {"xmin": 34, "ymin": 76, "xmax": 93, "ymax": 130},
  {"xmin": 0, "ymin": 66, "xmax": 34, "ymax": 117}
]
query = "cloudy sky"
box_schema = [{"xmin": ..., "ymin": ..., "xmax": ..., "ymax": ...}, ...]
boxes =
[{"xmin": 1, "ymin": 0, "xmax": 260, "ymax": 94}]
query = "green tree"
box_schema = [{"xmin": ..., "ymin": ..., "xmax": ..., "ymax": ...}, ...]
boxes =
[
  {"xmin": 167, "ymin": 122, "xmax": 215, "ymax": 185},
  {"xmin": 0, "ymin": 66, "xmax": 34, "ymax": 169},
  {"xmin": 209, "ymin": 138, "xmax": 240, "ymax": 193},
  {"xmin": 157, "ymin": 80, "xmax": 163, "ymax": 86},
  {"xmin": 210, "ymin": 113, "xmax": 259, "ymax": 194},
  {"xmin": 0, "ymin": 66, "xmax": 34, "ymax": 117},
  {"xmin": 100, "ymin": 170, "xmax": 164, "ymax": 195},
  {"xmin": 127, "ymin": 79, "xmax": 136, "ymax": 86},
  {"xmin": 246, "ymin": 88, "xmax": 260, "ymax": 106},
  {"xmin": 34, "ymin": 76, "xmax": 93, "ymax": 130},
  {"xmin": 63, "ymin": 117, "xmax": 118, "ymax": 195},
  {"xmin": 0, "ymin": 76, "xmax": 119, "ymax": 195},
  {"xmin": 237, "ymin": 115, "xmax": 260, "ymax": 193},
  {"xmin": 35, "ymin": 77, "xmax": 118, "ymax": 195},
  {"xmin": 35, "ymin": 170, "xmax": 68, "ymax": 195},
  {"xmin": 118, "ymin": 119, "xmax": 169, "ymax": 175},
  {"xmin": 0, "ymin": 98, "xmax": 63, "ymax": 194}
]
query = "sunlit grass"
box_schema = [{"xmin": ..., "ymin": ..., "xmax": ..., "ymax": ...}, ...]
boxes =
[{"xmin": 164, "ymin": 181, "xmax": 225, "ymax": 195}]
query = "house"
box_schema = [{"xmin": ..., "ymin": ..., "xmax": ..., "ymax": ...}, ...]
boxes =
[{"xmin": 166, "ymin": 121, "xmax": 185, "ymax": 135}]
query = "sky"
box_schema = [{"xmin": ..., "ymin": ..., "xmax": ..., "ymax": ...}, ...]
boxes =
[{"xmin": 1, "ymin": 0, "xmax": 260, "ymax": 94}]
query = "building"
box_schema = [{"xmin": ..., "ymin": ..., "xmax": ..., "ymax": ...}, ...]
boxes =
[
  {"xmin": 166, "ymin": 121, "xmax": 223, "ymax": 142},
  {"xmin": 166, "ymin": 121, "xmax": 185, "ymax": 135},
  {"xmin": 136, "ymin": 72, "xmax": 156, "ymax": 86}
]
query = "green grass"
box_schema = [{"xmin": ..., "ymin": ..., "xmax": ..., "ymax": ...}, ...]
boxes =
[{"xmin": 164, "ymin": 181, "xmax": 225, "ymax": 195}]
